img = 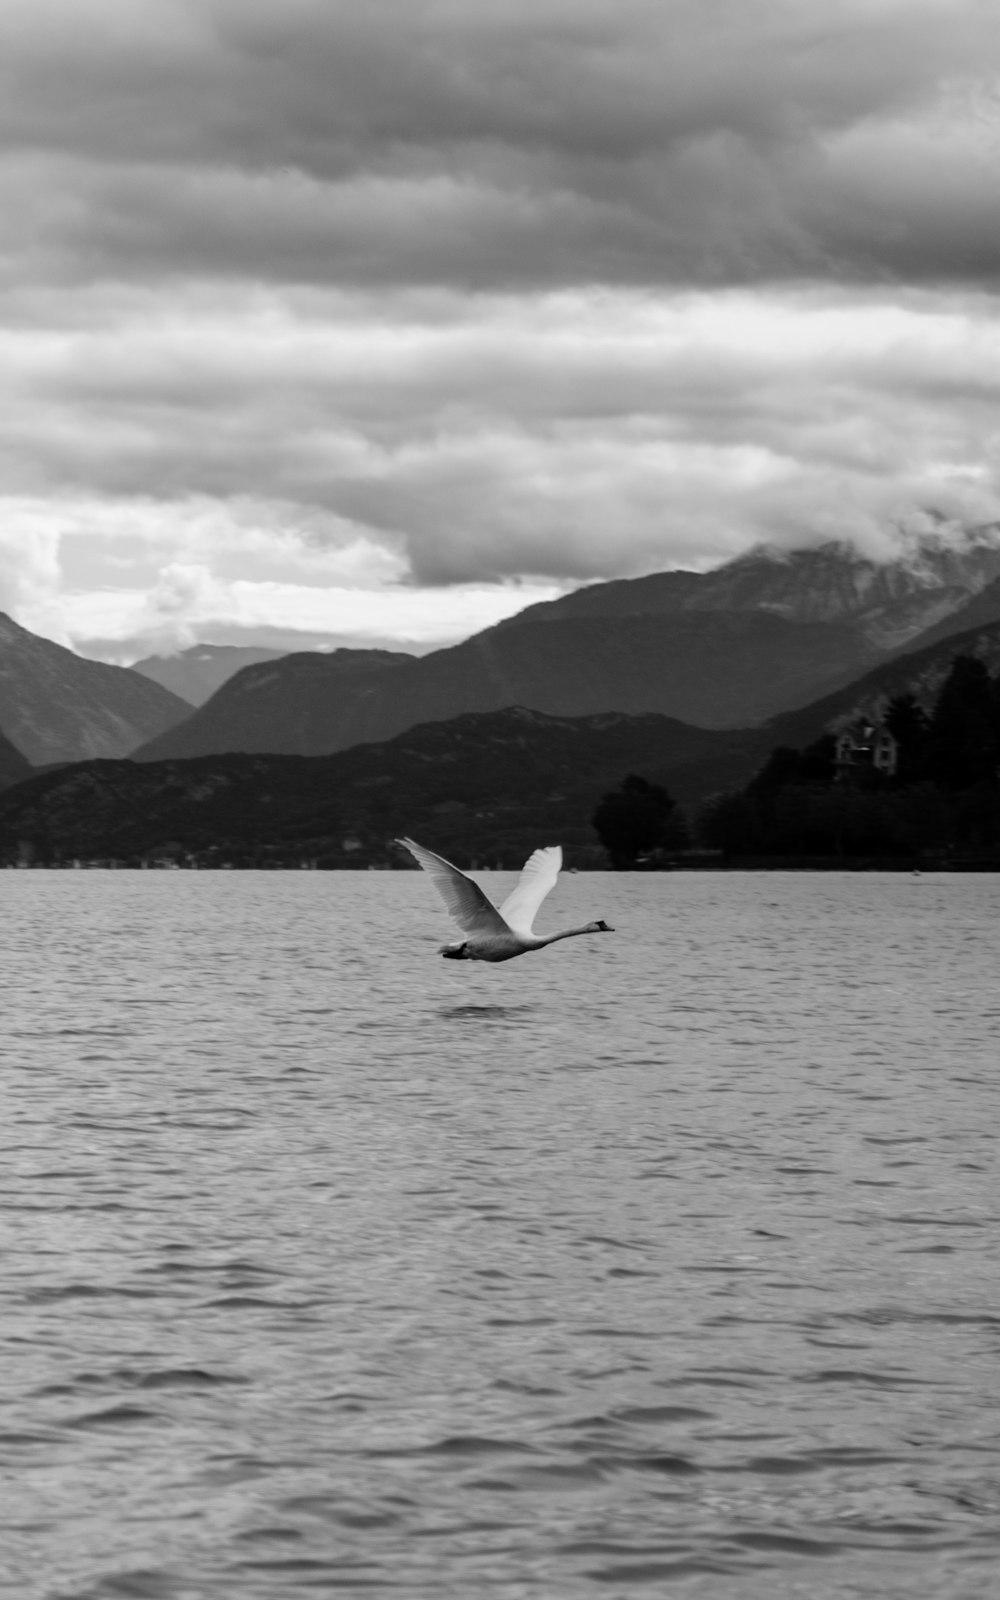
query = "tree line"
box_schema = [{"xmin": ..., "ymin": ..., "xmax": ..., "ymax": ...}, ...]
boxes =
[{"xmin": 694, "ymin": 655, "xmax": 1000, "ymax": 861}]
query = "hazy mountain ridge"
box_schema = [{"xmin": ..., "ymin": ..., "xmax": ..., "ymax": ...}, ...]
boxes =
[
  {"xmin": 131, "ymin": 645, "xmax": 294, "ymax": 705},
  {"xmin": 133, "ymin": 611, "xmax": 880, "ymax": 761},
  {"xmin": 499, "ymin": 533, "xmax": 1000, "ymax": 649},
  {"xmin": 0, "ymin": 614, "xmax": 189, "ymax": 765},
  {"xmin": 6, "ymin": 615, "xmax": 1000, "ymax": 864},
  {"xmin": 5, "ymin": 532, "xmax": 999, "ymax": 778},
  {"xmin": 893, "ymin": 576, "xmax": 1000, "ymax": 653},
  {"xmin": 129, "ymin": 532, "xmax": 1000, "ymax": 763},
  {"xmin": 131, "ymin": 643, "xmax": 414, "ymax": 705}
]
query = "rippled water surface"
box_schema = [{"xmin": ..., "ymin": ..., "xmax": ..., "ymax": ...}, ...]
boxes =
[{"xmin": 4, "ymin": 869, "xmax": 1000, "ymax": 1599}]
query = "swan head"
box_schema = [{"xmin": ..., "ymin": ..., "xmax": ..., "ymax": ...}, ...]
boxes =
[
  {"xmin": 593, "ymin": 920, "xmax": 614, "ymax": 932},
  {"xmin": 440, "ymin": 941, "xmax": 469, "ymax": 959}
]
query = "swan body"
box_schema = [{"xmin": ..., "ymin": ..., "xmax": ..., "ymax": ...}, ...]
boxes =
[{"xmin": 396, "ymin": 837, "xmax": 614, "ymax": 962}]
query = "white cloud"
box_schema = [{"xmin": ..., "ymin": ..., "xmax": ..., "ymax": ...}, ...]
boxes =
[
  {"xmin": 0, "ymin": 280, "xmax": 997, "ymax": 660},
  {"xmin": 2, "ymin": 287, "xmax": 999, "ymax": 600},
  {"xmin": 0, "ymin": 524, "xmax": 63, "ymax": 635},
  {"xmin": 0, "ymin": 1, "xmax": 999, "ymax": 653},
  {"xmin": 0, "ymin": 491, "xmax": 565, "ymax": 654},
  {"xmin": 50, "ymin": 570, "xmax": 566, "ymax": 660}
]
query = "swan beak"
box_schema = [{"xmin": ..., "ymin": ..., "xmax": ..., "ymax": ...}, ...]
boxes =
[{"xmin": 597, "ymin": 920, "xmax": 614, "ymax": 932}]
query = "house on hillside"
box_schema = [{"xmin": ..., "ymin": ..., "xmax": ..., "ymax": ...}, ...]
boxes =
[{"xmin": 834, "ymin": 719, "xmax": 898, "ymax": 781}]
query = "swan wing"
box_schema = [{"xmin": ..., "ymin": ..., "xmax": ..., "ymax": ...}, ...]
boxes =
[
  {"xmin": 499, "ymin": 845, "xmax": 562, "ymax": 937},
  {"xmin": 396, "ymin": 838, "xmax": 509, "ymax": 937}
]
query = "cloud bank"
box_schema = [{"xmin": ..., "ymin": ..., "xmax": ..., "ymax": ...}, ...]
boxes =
[{"xmin": 0, "ymin": 0, "xmax": 997, "ymax": 654}]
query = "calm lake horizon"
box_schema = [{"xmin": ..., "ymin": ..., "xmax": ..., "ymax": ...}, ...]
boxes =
[{"xmin": 4, "ymin": 870, "xmax": 999, "ymax": 1599}]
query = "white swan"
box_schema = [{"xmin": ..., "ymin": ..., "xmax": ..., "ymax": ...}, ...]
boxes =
[{"xmin": 396, "ymin": 837, "xmax": 614, "ymax": 962}]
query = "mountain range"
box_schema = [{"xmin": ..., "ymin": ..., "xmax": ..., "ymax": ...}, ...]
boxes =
[
  {"xmin": 132, "ymin": 611, "xmax": 879, "ymax": 761},
  {"xmin": 132, "ymin": 640, "xmax": 422, "ymax": 705},
  {"xmin": 500, "ymin": 532, "xmax": 1000, "ymax": 648},
  {"xmin": 131, "ymin": 644, "xmax": 300, "ymax": 705},
  {"xmin": 3, "ymin": 531, "xmax": 1000, "ymax": 820},
  {"xmin": 0, "ymin": 706, "xmax": 760, "ymax": 867},
  {"xmin": 886, "ymin": 575, "xmax": 1000, "ymax": 653},
  {"xmin": 6, "ymin": 606, "xmax": 1000, "ymax": 865},
  {"xmin": 0, "ymin": 614, "xmax": 188, "ymax": 766},
  {"xmin": 766, "ymin": 613, "xmax": 1000, "ymax": 752},
  {"xmin": 131, "ymin": 533, "xmax": 1000, "ymax": 763}
]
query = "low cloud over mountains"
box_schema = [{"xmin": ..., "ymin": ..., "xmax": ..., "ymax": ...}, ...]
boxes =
[{"xmin": 1, "ymin": 1, "xmax": 998, "ymax": 656}]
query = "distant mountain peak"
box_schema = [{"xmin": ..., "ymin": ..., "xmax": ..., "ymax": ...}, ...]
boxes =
[
  {"xmin": 0, "ymin": 613, "xmax": 187, "ymax": 765},
  {"xmin": 498, "ymin": 528, "xmax": 1000, "ymax": 650},
  {"xmin": 132, "ymin": 641, "xmax": 413, "ymax": 705}
]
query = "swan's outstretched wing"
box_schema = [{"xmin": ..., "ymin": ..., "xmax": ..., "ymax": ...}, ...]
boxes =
[
  {"xmin": 396, "ymin": 838, "xmax": 509, "ymax": 937},
  {"xmin": 499, "ymin": 845, "xmax": 562, "ymax": 937}
]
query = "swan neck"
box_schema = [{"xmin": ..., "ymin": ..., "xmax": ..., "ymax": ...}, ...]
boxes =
[{"xmin": 539, "ymin": 924, "xmax": 595, "ymax": 945}]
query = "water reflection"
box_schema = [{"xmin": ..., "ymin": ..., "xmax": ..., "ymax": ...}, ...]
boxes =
[{"xmin": 436, "ymin": 1003, "xmax": 537, "ymax": 1020}]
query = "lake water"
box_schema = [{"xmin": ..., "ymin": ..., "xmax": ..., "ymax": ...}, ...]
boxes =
[{"xmin": 3, "ymin": 869, "xmax": 1000, "ymax": 1599}]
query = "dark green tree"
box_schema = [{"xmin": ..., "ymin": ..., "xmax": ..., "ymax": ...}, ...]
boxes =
[
  {"xmin": 924, "ymin": 656, "xmax": 999, "ymax": 791},
  {"xmin": 747, "ymin": 737, "xmax": 836, "ymax": 795},
  {"xmin": 592, "ymin": 774, "xmax": 687, "ymax": 868},
  {"xmin": 884, "ymin": 692, "xmax": 930, "ymax": 784},
  {"xmin": 746, "ymin": 746, "xmax": 803, "ymax": 795},
  {"xmin": 798, "ymin": 734, "xmax": 837, "ymax": 784},
  {"xmin": 697, "ymin": 790, "xmax": 770, "ymax": 854}
]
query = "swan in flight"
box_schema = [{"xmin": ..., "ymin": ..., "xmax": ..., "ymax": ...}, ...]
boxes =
[{"xmin": 396, "ymin": 837, "xmax": 614, "ymax": 962}]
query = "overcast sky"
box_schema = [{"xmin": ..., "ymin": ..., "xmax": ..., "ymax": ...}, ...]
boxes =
[{"xmin": 2, "ymin": 0, "xmax": 999, "ymax": 658}]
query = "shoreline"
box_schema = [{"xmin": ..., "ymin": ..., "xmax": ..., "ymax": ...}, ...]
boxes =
[{"xmin": 5, "ymin": 858, "xmax": 1000, "ymax": 873}]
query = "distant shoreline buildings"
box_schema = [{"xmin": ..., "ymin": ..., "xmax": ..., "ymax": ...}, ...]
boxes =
[{"xmin": 833, "ymin": 720, "xmax": 899, "ymax": 781}]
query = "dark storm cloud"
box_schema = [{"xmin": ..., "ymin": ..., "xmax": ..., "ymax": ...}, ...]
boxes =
[{"xmin": 1, "ymin": 0, "xmax": 998, "ymax": 291}]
